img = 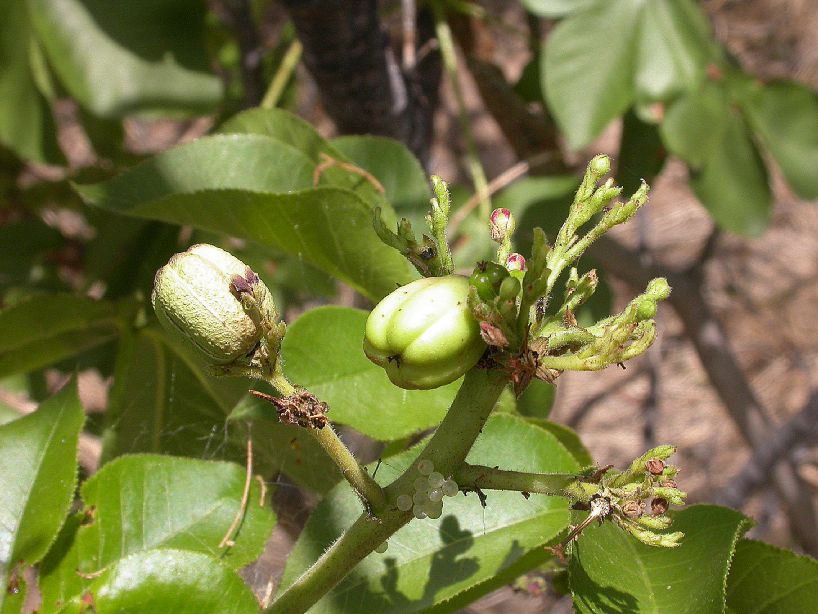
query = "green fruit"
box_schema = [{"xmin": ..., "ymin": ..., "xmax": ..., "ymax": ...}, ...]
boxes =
[
  {"xmin": 469, "ymin": 261, "xmax": 509, "ymax": 302},
  {"xmin": 363, "ymin": 275, "xmax": 487, "ymax": 390},
  {"xmin": 152, "ymin": 244, "xmax": 276, "ymax": 364}
]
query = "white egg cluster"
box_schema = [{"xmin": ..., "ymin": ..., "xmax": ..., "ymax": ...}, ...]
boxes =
[{"xmin": 395, "ymin": 459, "xmax": 459, "ymax": 519}]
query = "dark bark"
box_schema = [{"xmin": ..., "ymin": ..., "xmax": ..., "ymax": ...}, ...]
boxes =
[{"xmin": 281, "ymin": 0, "xmax": 440, "ymax": 164}]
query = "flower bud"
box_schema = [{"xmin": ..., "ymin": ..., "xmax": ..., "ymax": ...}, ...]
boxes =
[
  {"xmin": 489, "ymin": 208, "xmax": 514, "ymax": 243},
  {"xmin": 506, "ymin": 253, "xmax": 526, "ymax": 271},
  {"xmin": 152, "ymin": 244, "xmax": 277, "ymax": 364},
  {"xmin": 589, "ymin": 154, "xmax": 611, "ymax": 177}
]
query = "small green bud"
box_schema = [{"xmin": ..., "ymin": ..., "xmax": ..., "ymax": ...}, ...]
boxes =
[
  {"xmin": 636, "ymin": 299, "xmax": 657, "ymax": 321},
  {"xmin": 646, "ymin": 277, "xmax": 671, "ymax": 301},
  {"xmin": 499, "ymin": 276, "xmax": 521, "ymax": 302},
  {"xmin": 152, "ymin": 244, "xmax": 277, "ymax": 365},
  {"xmin": 589, "ymin": 154, "xmax": 611, "ymax": 177}
]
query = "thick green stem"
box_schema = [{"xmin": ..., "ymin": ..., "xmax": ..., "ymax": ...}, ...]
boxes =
[
  {"xmin": 387, "ymin": 368, "xmax": 508, "ymax": 497},
  {"xmin": 269, "ymin": 367, "xmax": 508, "ymax": 612},
  {"xmin": 455, "ymin": 464, "xmax": 578, "ymax": 495},
  {"xmin": 266, "ymin": 510, "xmax": 409, "ymax": 614},
  {"xmin": 267, "ymin": 367, "xmax": 386, "ymax": 510}
]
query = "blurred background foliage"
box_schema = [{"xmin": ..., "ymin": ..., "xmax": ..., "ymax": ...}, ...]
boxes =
[{"xmin": 2, "ymin": 1, "xmax": 818, "ymax": 611}]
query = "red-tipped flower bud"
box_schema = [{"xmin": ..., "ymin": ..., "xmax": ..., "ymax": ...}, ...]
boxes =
[
  {"xmin": 506, "ymin": 253, "xmax": 526, "ymax": 271},
  {"xmin": 489, "ymin": 208, "xmax": 514, "ymax": 243}
]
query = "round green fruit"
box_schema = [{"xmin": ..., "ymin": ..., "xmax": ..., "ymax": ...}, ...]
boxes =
[
  {"xmin": 469, "ymin": 261, "xmax": 510, "ymax": 302},
  {"xmin": 363, "ymin": 275, "xmax": 487, "ymax": 390},
  {"xmin": 152, "ymin": 244, "xmax": 276, "ymax": 364}
]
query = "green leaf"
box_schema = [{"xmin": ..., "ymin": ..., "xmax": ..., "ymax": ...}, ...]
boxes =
[
  {"xmin": 55, "ymin": 549, "xmax": 258, "ymax": 614},
  {"xmin": 0, "ymin": 0, "xmax": 63, "ymax": 163},
  {"xmin": 633, "ymin": 0, "xmax": 712, "ymax": 103},
  {"xmin": 27, "ymin": 0, "xmax": 222, "ymax": 117},
  {"xmin": 281, "ymin": 306, "xmax": 459, "ymax": 441},
  {"xmin": 0, "ymin": 294, "xmax": 124, "ymax": 378},
  {"xmin": 280, "ymin": 414, "xmax": 579, "ymax": 612},
  {"xmin": 76, "ymin": 135, "xmax": 417, "ymax": 300},
  {"xmin": 76, "ymin": 134, "xmax": 315, "ymax": 202},
  {"xmin": 543, "ymin": 0, "xmax": 640, "ymax": 150},
  {"xmin": 735, "ymin": 78, "xmax": 818, "ymax": 200},
  {"xmin": 516, "ymin": 380, "xmax": 556, "ymax": 420},
  {"xmin": 330, "ymin": 135, "xmax": 431, "ymax": 225},
  {"xmin": 39, "ymin": 455, "xmax": 274, "ymax": 610},
  {"xmin": 218, "ymin": 107, "xmax": 389, "ymax": 208},
  {"xmin": 570, "ymin": 504, "xmax": 751, "ymax": 614},
  {"xmin": 527, "ymin": 419, "xmax": 593, "ymax": 467},
  {"xmin": 522, "ymin": 0, "xmax": 599, "ymax": 18},
  {"xmin": 660, "ymin": 80, "xmax": 729, "ymax": 169},
  {"xmin": 0, "ymin": 381, "xmax": 84, "ymax": 611},
  {"xmin": 726, "ymin": 539, "xmax": 818, "ymax": 613},
  {"xmin": 0, "ymin": 218, "xmax": 64, "ymax": 287},
  {"xmin": 105, "ymin": 328, "xmax": 340, "ymax": 494},
  {"xmin": 689, "ymin": 108, "xmax": 772, "ymax": 236},
  {"xmin": 543, "ymin": 0, "xmax": 712, "ymax": 149}
]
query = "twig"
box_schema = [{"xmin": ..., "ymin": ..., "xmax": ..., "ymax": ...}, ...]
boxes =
[
  {"xmin": 449, "ymin": 151, "xmax": 554, "ymax": 234},
  {"xmin": 312, "ymin": 152, "xmax": 385, "ymax": 193},
  {"xmin": 401, "ymin": 0, "xmax": 417, "ymax": 70},
  {"xmin": 591, "ymin": 235, "xmax": 818, "ymax": 553},
  {"xmin": 261, "ymin": 39, "xmax": 303, "ymax": 109},
  {"xmin": 220, "ymin": 437, "xmax": 254, "ymax": 548},
  {"xmin": 432, "ymin": 4, "xmax": 491, "ymax": 219},
  {"xmin": 719, "ymin": 391, "xmax": 818, "ymax": 509}
]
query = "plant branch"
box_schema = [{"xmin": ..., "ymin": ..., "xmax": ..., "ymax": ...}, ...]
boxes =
[
  {"xmin": 281, "ymin": 0, "xmax": 440, "ymax": 163},
  {"xmin": 432, "ymin": 4, "xmax": 491, "ymax": 219},
  {"xmin": 591, "ymin": 235, "xmax": 818, "ymax": 554},
  {"xmin": 261, "ymin": 39, "xmax": 302, "ymax": 109},
  {"xmin": 268, "ymin": 367, "xmax": 508, "ymax": 612},
  {"xmin": 719, "ymin": 390, "xmax": 818, "ymax": 509},
  {"xmin": 455, "ymin": 464, "xmax": 578, "ymax": 495},
  {"xmin": 265, "ymin": 367, "xmax": 386, "ymax": 511},
  {"xmin": 265, "ymin": 511, "xmax": 408, "ymax": 613}
]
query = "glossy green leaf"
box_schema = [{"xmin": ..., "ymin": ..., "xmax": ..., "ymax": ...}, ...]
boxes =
[
  {"xmin": 571, "ymin": 504, "xmax": 751, "ymax": 614},
  {"xmin": 543, "ymin": 0, "xmax": 712, "ymax": 149},
  {"xmin": 522, "ymin": 0, "xmax": 599, "ymax": 18},
  {"xmin": 218, "ymin": 107, "xmax": 389, "ymax": 209},
  {"xmin": 280, "ymin": 414, "xmax": 579, "ymax": 612},
  {"xmin": 0, "ymin": 0, "xmax": 62, "ymax": 163},
  {"xmin": 0, "ymin": 382, "xmax": 84, "ymax": 611},
  {"xmin": 689, "ymin": 109, "xmax": 772, "ymax": 236},
  {"xmin": 543, "ymin": 0, "xmax": 640, "ymax": 150},
  {"xmin": 331, "ymin": 135, "xmax": 431, "ymax": 225},
  {"xmin": 27, "ymin": 0, "xmax": 221, "ymax": 117},
  {"xmin": 105, "ymin": 328, "xmax": 340, "ymax": 494},
  {"xmin": 39, "ymin": 455, "xmax": 274, "ymax": 611},
  {"xmin": 281, "ymin": 306, "xmax": 459, "ymax": 441},
  {"xmin": 660, "ymin": 80, "xmax": 729, "ymax": 169},
  {"xmin": 0, "ymin": 294, "xmax": 123, "ymax": 378},
  {"xmin": 726, "ymin": 539, "xmax": 818, "ymax": 613},
  {"xmin": 76, "ymin": 135, "xmax": 416, "ymax": 300},
  {"xmin": 76, "ymin": 134, "xmax": 315, "ymax": 202},
  {"xmin": 735, "ymin": 78, "xmax": 818, "ymax": 199},
  {"xmin": 55, "ymin": 549, "xmax": 258, "ymax": 614}
]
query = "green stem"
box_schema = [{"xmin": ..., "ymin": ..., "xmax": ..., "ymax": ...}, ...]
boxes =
[
  {"xmin": 269, "ymin": 367, "xmax": 508, "ymax": 612},
  {"xmin": 432, "ymin": 4, "xmax": 491, "ymax": 220},
  {"xmin": 387, "ymin": 368, "xmax": 508, "ymax": 497},
  {"xmin": 261, "ymin": 39, "xmax": 303, "ymax": 109},
  {"xmin": 266, "ymin": 366, "xmax": 386, "ymax": 510},
  {"xmin": 455, "ymin": 464, "xmax": 578, "ymax": 495},
  {"xmin": 265, "ymin": 511, "xmax": 409, "ymax": 614}
]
